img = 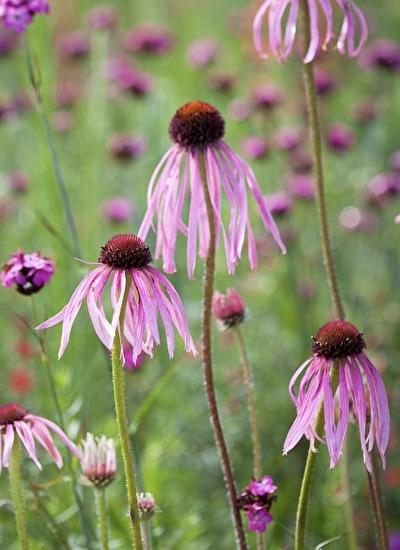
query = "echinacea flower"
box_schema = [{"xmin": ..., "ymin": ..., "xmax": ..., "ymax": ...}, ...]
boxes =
[
  {"xmin": 138, "ymin": 100, "xmax": 286, "ymax": 277},
  {"xmin": 1, "ymin": 250, "xmax": 54, "ymax": 295},
  {"xmin": 283, "ymin": 320, "xmax": 390, "ymax": 471},
  {"xmin": 0, "ymin": 0, "xmax": 49, "ymax": 33},
  {"xmin": 81, "ymin": 433, "xmax": 116, "ymax": 487},
  {"xmin": 213, "ymin": 288, "xmax": 246, "ymax": 329},
  {"xmin": 253, "ymin": 0, "xmax": 368, "ymax": 63},
  {"xmin": 0, "ymin": 402, "xmax": 81, "ymax": 470},
  {"xmin": 36, "ymin": 234, "xmax": 196, "ymax": 363},
  {"xmin": 238, "ymin": 475, "xmax": 277, "ymax": 533},
  {"xmin": 137, "ymin": 492, "xmax": 157, "ymax": 520}
]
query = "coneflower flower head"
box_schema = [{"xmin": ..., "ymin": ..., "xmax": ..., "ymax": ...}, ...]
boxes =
[
  {"xmin": 0, "ymin": 0, "xmax": 49, "ymax": 32},
  {"xmin": 212, "ymin": 288, "xmax": 246, "ymax": 329},
  {"xmin": 253, "ymin": 0, "xmax": 368, "ymax": 64},
  {"xmin": 137, "ymin": 492, "xmax": 157, "ymax": 520},
  {"xmin": 1, "ymin": 250, "xmax": 54, "ymax": 295},
  {"xmin": 36, "ymin": 234, "xmax": 197, "ymax": 363},
  {"xmin": 238, "ymin": 475, "xmax": 277, "ymax": 533},
  {"xmin": 81, "ymin": 433, "xmax": 116, "ymax": 487},
  {"xmin": 283, "ymin": 320, "xmax": 390, "ymax": 472},
  {"xmin": 138, "ymin": 100, "xmax": 286, "ymax": 277},
  {"xmin": 0, "ymin": 403, "xmax": 81, "ymax": 470}
]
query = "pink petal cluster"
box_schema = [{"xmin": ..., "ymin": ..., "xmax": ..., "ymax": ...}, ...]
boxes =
[
  {"xmin": 0, "ymin": 403, "xmax": 81, "ymax": 470},
  {"xmin": 1, "ymin": 250, "xmax": 54, "ymax": 295},
  {"xmin": 253, "ymin": 0, "xmax": 368, "ymax": 63},
  {"xmin": 0, "ymin": 0, "xmax": 49, "ymax": 32},
  {"xmin": 283, "ymin": 321, "xmax": 390, "ymax": 471},
  {"xmin": 212, "ymin": 288, "xmax": 246, "ymax": 328},
  {"xmin": 238, "ymin": 475, "xmax": 277, "ymax": 533},
  {"xmin": 81, "ymin": 433, "xmax": 116, "ymax": 487}
]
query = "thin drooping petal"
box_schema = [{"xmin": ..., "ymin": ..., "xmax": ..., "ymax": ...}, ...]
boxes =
[
  {"xmin": 2, "ymin": 424, "xmax": 14, "ymax": 467},
  {"xmin": 87, "ymin": 266, "xmax": 114, "ymax": 348},
  {"xmin": 253, "ymin": 0, "xmax": 276, "ymax": 59},
  {"xmin": 31, "ymin": 421, "xmax": 63, "ymax": 468},
  {"xmin": 336, "ymin": 0, "xmax": 368, "ymax": 57},
  {"xmin": 335, "ymin": 363, "xmax": 350, "ymax": 464},
  {"xmin": 14, "ymin": 421, "xmax": 42, "ymax": 469},
  {"xmin": 322, "ymin": 368, "xmax": 337, "ymax": 467},
  {"xmin": 27, "ymin": 415, "xmax": 83, "ymax": 459}
]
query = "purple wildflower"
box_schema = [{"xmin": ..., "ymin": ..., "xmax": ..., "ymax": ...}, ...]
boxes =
[
  {"xmin": 57, "ymin": 31, "xmax": 90, "ymax": 60},
  {"xmin": 1, "ymin": 250, "xmax": 54, "ymax": 295},
  {"xmin": 138, "ymin": 100, "xmax": 286, "ymax": 277},
  {"xmin": 283, "ymin": 320, "xmax": 390, "ymax": 471},
  {"xmin": 0, "ymin": 27, "xmax": 19, "ymax": 55},
  {"xmin": 81, "ymin": 433, "xmax": 116, "ymax": 487},
  {"xmin": 86, "ymin": 5, "xmax": 118, "ymax": 31},
  {"xmin": 252, "ymin": 83, "xmax": 282, "ymax": 110},
  {"xmin": 213, "ymin": 288, "xmax": 246, "ymax": 328},
  {"xmin": 107, "ymin": 133, "xmax": 148, "ymax": 161},
  {"xmin": 265, "ymin": 191, "xmax": 292, "ymax": 216},
  {"xmin": 102, "ymin": 197, "xmax": 135, "ymax": 223},
  {"xmin": 326, "ymin": 124, "xmax": 355, "ymax": 152},
  {"xmin": 241, "ymin": 135, "xmax": 269, "ymax": 160},
  {"xmin": 124, "ymin": 23, "xmax": 173, "ymax": 55},
  {"xmin": 238, "ymin": 474, "xmax": 277, "ymax": 533},
  {"xmin": 137, "ymin": 492, "xmax": 157, "ymax": 520},
  {"xmin": 0, "ymin": 0, "xmax": 49, "ymax": 32},
  {"xmin": 365, "ymin": 173, "xmax": 400, "ymax": 207},
  {"xmin": 274, "ymin": 127, "xmax": 302, "ymax": 151},
  {"xmin": 36, "ymin": 234, "xmax": 197, "ymax": 363},
  {"xmin": 0, "ymin": 402, "xmax": 81, "ymax": 470},
  {"xmin": 105, "ymin": 57, "xmax": 153, "ymax": 97},
  {"xmin": 8, "ymin": 170, "xmax": 30, "ymax": 193},
  {"xmin": 186, "ymin": 38, "xmax": 219, "ymax": 68},
  {"xmin": 361, "ymin": 40, "xmax": 400, "ymax": 72},
  {"xmin": 253, "ymin": 0, "xmax": 368, "ymax": 63},
  {"xmin": 314, "ymin": 67, "xmax": 337, "ymax": 96},
  {"xmin": 390, "ymin": 151, "xmax": 400, "ymax": 173},
  {"xmin": 228, "ymin": 97, "xmax": 253, "ymax": 121},
  {"xmin": 288, "ymin": 173, "xmax": 315, "ymax": 199}
]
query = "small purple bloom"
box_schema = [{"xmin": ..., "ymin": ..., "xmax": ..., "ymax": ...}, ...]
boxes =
[
  {"xmin": 0, "ymin": 27, "xmax": 19, "ymax": 55},
  {"xmin": 102, "ymin": 197, "xmax": 135, "ymax": 223},
  {"xmin": 86, "ymin": 5, "xmax": 118, "ymax": 31},
  {"xmin": 238, "ymin": 474, "xmax": 277, "ymax": 533},
  {"xmin": 274, "ymin": 127, "xmax": 302, "ymax": 151},
  {"xmin": 253, "ymin": 0, "xmax": 368, "ymax": 63},
  {"xmin": 241, "ymin": 136, "xmax": 268, "ymax": 160},
  {"xmin": 123, "ymin": 347, "xmax": 147, "ymax": 370},
  {"xmin": 57, "ymin": 31, "xmax": 90, "ymax": 60},
  {"xmin": 228, "ymin": 97, "xmax": 253, "ymax": 121},
  {"xmin": 283, "ymin": 320, "xmax": 390, "ymax": 472},
  {"xmin": 0, "ymin": 0, "xmax": 50, "ymax": 32},
  {"xmin": 124, "ymin": 23, "xmax": 173, "ymax": 55},
  {"xmin": 365, "ymin": 173, "xmax": 400, "ymax": 206},
  {"xmin": 52, "ymin": 110, "xmax": 73, "ymax": 133},
  {"xmin": 186, "ymin": 38, "xmax": 219, "ymax": 68},
  {"xmin": 289, "ymin": 150, "xmax": 313, "ymax": 173},
  {"xmin": 138, "ymin": 101, "xmax": 286, "ymax": 277},
  {"xmin": 288, "ymin": 173, "xmax": 315, "ymax": 199},
  {"xmin": 37, "ymin": 234, "xmax": 197, "ymax": 363},
  {"xmin": 265, "ymin": 191, "xmax": 292, "ymax": 216},
  {"xmin": 213, "ymin": 288, "xmax": 246, "ymax": 328},
  {"xmin": 326, "ymin": 124, "xmax": 355, "ymax": 152},
  {"xmin": 338, "ymin": 206, "xmax": 376, "ymax": 233},
  {"xmin": 390, "ymin": 151, "xmax": 400, "ymax": 172},
  {"xmin": 314, "ymin": 67, "xmax": 337, "ymax": 96},
  {"xmin": 252, "ymin": 83, "xmax": 282, "ymax": 110},
  {"xmin": 107, "ymin": 133, "xmax": 148, "ymax": 161},
  {"xmin": 390, "ymin": 532, "xmax": 400, "ymax": 550},
  {"xmin": 105, "ymin": 58, "xmax": 153, "ymax": 97},
  {"xmin": 354, "ymin": 100, "xmax": 378, "ymax": 125},
  {"xmin": 248, "ymin": 475, "xmax": 277, "ymax": 496},
  {"xmin": 247, "ymin": 506, "xmax": 272, "ymax": 532},
  {"xmin": 8, "ymin": 170, "xmax": 29, "ymax": 193},
  {"xmin": 207, "ymin": 72, "xmax": 236, "ymax": 93},
  {"xmin": 1, "ymin": 250, "xmax": 54, "ymax": 295},
  {"xmin": 361, "ymin": 40, "xmax": 400, "ymax": 72}
]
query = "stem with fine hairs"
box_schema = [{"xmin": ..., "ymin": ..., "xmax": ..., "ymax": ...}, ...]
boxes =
[
  {"xmin": 9, "ymin": 439, "xmax": 30, "ymax": 550},
  {"xmin": 199, "ymin": 152, "xmax": 248, "ymax": 550}
]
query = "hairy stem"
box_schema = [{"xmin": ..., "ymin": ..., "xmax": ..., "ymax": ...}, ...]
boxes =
[
  {"xmin": 9, "ymin": 439, "xmax": 30, "ymax": 550},
  {"xmin": 199, "ymin": 153, "xmax": 248, "ymax": 549},
  {"xmin": 95, "ymin": 489, "xmax": 109, "ymax": 550},
  {"xmin": 111, "ymin": 273, "xmax": 143, "ymax": 549},
  {"xmin": 367, "ymin": 450, "xmax": 389, "ymax": 550},
  {"xmin": 23, "ymin": 33, "xmax": 81, "ymax": 258}
]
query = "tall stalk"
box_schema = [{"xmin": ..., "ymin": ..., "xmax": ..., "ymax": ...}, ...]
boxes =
[
  {"xmin": 198, "ymin": 153, "xmax": 248, "ymax": 549},
  {"xmin": 9, "ymin": 439, "xmax": 30, "ymax": 550},
  {"xmin": 95, "ymin": 489, "xmax": 110, "ymax": 550},
  {"xmin": 111, "ymin": 273, "xmax": 143, "ymax": 549},
  {"xmin": 23, "ymin": 33, "xmax": 81, "ymax": 258},
  {"xmin": 297, "ymin": 2, "xmax": 388, "ymax": 549}
]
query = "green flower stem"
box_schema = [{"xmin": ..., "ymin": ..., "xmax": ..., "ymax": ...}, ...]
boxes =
[
  {"xmin": 111, "ymin": 272, "xmax": 142, "ymax": 549},
  {"xmin": 367, "ymin": 450, "xmax": 389, "ymax": 550},
  {"xmin": 233, "ymin": 326, "xmax": 263, "ymax": 550},
  {"xmin": 95, "ymin": 489, "xmax": 109, "ymax": 550},
  {"xmin": 23, "ymin": 33, "xmax": 81, "ymax": 258},
  {"xmin": 199, "ymin": 153, "xmax": 248, "ymax": 550},
  {"xmin": 9, "ymin": 439, "xmax": 30, "ymax": 550},
  {"xmin": 141, "ymin": 520, "xmax": 152, "ymax": 550}
]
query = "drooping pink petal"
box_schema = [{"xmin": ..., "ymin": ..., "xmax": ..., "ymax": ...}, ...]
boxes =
[
  {"xmin": 14, "ymin": 421, "xmax": 42, "ymax": 469},
  {"xmin": 253, "ymin": 0, "xmax": 276, "ymax": 59},
  {"xmin": 26, "ymin": 415, "xmax": 82, "ymax": 459},
  {"xmin": 31, "ymin": 421, "xmax": 63, "ymax": 468},
  {"xmin": 2, "ymin": 424, "xmax": 15, "ymax": 467}
]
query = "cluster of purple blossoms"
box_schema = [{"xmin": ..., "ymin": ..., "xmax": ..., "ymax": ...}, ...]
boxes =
[
  {"xmin": 1, "ymin": 250, "xmax": 54, "ymax": 295},
  {"xmin": 0, "ymin": 0, "xmax": 49, "ymax": 33},
  {"xmin": 283, "ymin": 320, "xmax": 390, "ymax": 471},
  {"xmin": 37, "ymin": 234, "xmax": 197, "ymax": 364},
  {"xmin": 138, "ymin": 100, "xmax": 286, "ymax": 278},
  {"xmin": 0, "ymin": 403, "xmax": 81, "ymax": 470},
  {"xmin": 238, "ymin": 475, "xmax": 277, "ymax": 532},
  {"xmin": 124, "ymin": 23, "xmax": 173, "ymax": 55},
  {"xmin": 253, "ymin": 0, "xmax": 368, "ymax": 63}
]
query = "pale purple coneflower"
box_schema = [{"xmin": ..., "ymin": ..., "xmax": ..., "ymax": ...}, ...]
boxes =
[
  {"xmin": 0, "ymin": 402, "xmax": 81, "ymax": 470},
  {"xmin": 81, "ymin": 433, "xmax": 116, "ymax": 487},
  {"xmin": 283, "ymin": 320, "xmax": 390, "ymax": 472},
  {"xmin": 138, "ymin": 100, "xmax": 286, "ymax": 278},
  {"xmin": 36, "ymin": 234, "xmax": 196, "ymax": 363},
  {"xmin": 137, "ymin": 492, "xmax": 157, "ymax": 520},
  {"xmin": 253, "ymin": 0, "xmax": 368, "ymax": 63}
]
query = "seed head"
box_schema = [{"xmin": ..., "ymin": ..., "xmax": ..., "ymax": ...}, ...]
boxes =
[
  {"xmin": 169, "ymin": 100, "xmax": 225, "ymax": 149},
  {"xmin": 99, "ymin": 234, "xmax": 152, "ymax": 269},
  {"xmin": 312, "ymin": 320, "xmax": 366, "ymax": 359}
]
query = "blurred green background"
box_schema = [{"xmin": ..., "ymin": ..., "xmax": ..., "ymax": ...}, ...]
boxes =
[{"xmin": 0, "ymin": 0, "xmax": 399, "ymax": 548}]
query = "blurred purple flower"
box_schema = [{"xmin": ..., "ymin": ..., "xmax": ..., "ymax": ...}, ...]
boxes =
[
  {"xmin": 253, "ymin": 0, "xmax": 368, "ymax": 63},
  {"xmin": 365, "ymin": 173, "xmax": 400, "ymax": 206},
  {"xmin": 123, "ymin": 346, "xmax": 147, "ymax": 370},
  {"xmin": 288, "ymin": 173, "xmax": 315, "ymax": 199},
  {"xmin": 238, "ymin": 474, "xmax": 277, "ymax": 533},
  {"xmin": 0, "ymin": 403, "xmax": 81, "ymax": 470},
  {"xmin": 265, "ymin": 191, "xmax": 292, "ymax": 216},
  {"xmin": 390, "ymin": 151, "xmax": 400, "ymax": 172},
  {"xmin": 326, "ymin": 124, "xmax": 355, "ymax": 152},
  {"xmin": 102, "ymin": 197, "xmax": 135, "ymax": 223},
  {"xmin": 289, "ymin": 150, "xmax": 313, "ymax": 173},
  {"xmin": 275, "ymin": 127, "xmax": 302, "ymax": 151},
  {"xmin": 361, "ymin": 40, "xmax": 400, "ymax": 72},
  {"xmin": 57, "ymin": 31, "xmax": 90, "ymax": 60},
  {"xmin": 314, "ymin": 67, "xmax": 337, "ymax": 96},
  {"xmin": 55, "ymin": 82, "xmax": 82, "ymax": 109},
  {"xmin": 52, "ymin": 110, "xmax": 73, "ymax": 133},
  {"xmin": 107, "ymin": 133, "xmax": 148, "ymax": 161},
  {"xmin": 228, "ymin": 97, "xmax": 253, "ymax": 121},
  {"xmin": 86, "ymin": 5, "xmax": 118, "ymax": 31},
  {"xmin": 390, "ymin": 532, "xmax": 400, "ymax": 550},
  {"xmin": 105, "ymin": 58, "xmax": 153, "ymax": 97},
  {"xmin": 283, "ymin": 320, "xmax": 390, "ymax": 471},
  {"xmin": 354, "ymin": 100, "xmax": 378, "ymax": 125},
  {"xmin": 124, "ymin": 23, "xmax": 173, "ymax": 55},
  {"xmin": 138, "ymin": 101, "xmax": 286, "ymax": 277},
  {"xmin": 1, "ymin": 250, "xmax": 54, "ymax": 295},
  {"xmin": 252, "ymin": 83, "xmax": 282, "ymax": 110},
  {"xmin": 207, "ymin": 72, "xmax": 236, "ymax": 93},
  {"xmin": 186, "ymin": 38, "xmax": 219, "ymax": 68},
  {"xmin": 241, "ymin": 136, "xmax": 268, "ymax": 160},
  {"xmin": 37, "ymin": 234, "xmax": 197, "ymax": 363},
  {"xmin": 338, "ymin": 206, "xmax": 376, "ymax": 232},
  {"xmin": 0, "ymin": 0, "xmax": 49, "ymax": 32},
  {"xmin": 8, "ymin": 170, "xmax": 29, "ymax": 193},
  {"xmin": 81, "ymin": 433, "xmax": 116, "ymax": 487}
]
